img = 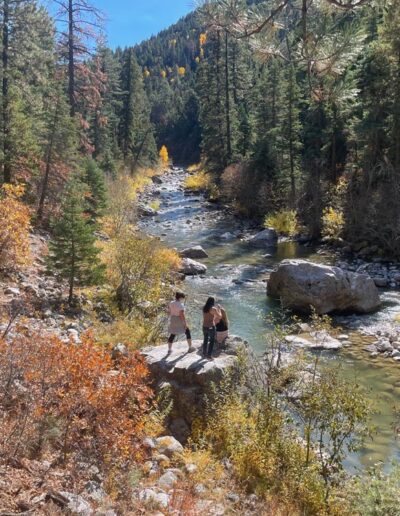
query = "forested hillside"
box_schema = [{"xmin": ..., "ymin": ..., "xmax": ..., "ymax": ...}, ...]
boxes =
[
  {"xmin": 134, "ymin": 13, "xmax": 203, "ymax": 163},
  {"xmin": 130, "ymin": 0, "xmax": 400, "ymax": 259}
]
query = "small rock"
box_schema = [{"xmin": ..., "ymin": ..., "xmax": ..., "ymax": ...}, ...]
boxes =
[
  {"xmin": 180, "ymin": 246, "xmax": 209, "ymax": 259},
  {"xmin": 143, "ymin": 437, "xmax": 156, "ymax": 449},
  {"xmin": 179, "ymin": 258, "xmax": 207, "ymax": 276},
  {"xmin": 153, "ymin": 454, "xmax": 170, "ymax": 467},
  {"xmin": 111, "ymin": 343, "xmax": 128, "ymax": 360},
  {"xmin": 373, "ymin": 277, "xmax": 388, "ymax": 288},
  {"xmin": 227, "ymin": 492, "xmax": 240, "ymax": 503},
  {"xmin": 158, "ymin": 470, "xmax": 178, "ymax": 490},
  {"xmin": 155, "ymin": 436, "xmax": 183, "ymax": 457},
  {"xmin": 185, "ymin": 463, "xmax": 198, "ymax": 474},
  {"xmin": 143, "ymin": 461, "xmax": 156, "ymax": 474},
  {"xmin": 4, "ymin": 287, "xmax": 20, "ymax": 296},
  {"xmin": 84, "ymin": 481, "xmax": 106, "ymax": 503},
  {"xmin": 194, "ymin": 484, "xmax": 206, "ymax": 495},
  {"xmin": 138, "ymin": 489, "xmax": 169, "ymax": 508},
  {"xmin": 59, "ymin": 492, "xmax": 93, "ymax": 516}
]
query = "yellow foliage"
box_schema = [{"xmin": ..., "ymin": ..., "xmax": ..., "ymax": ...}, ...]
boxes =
[
  {"xmin": 199, "ymin": 33, "xmax": 207, "ymax": 46},
  {"xmin": 322, "ymin": 207, "xmax": 344, "ymax": 239},
  {"xmin": 102, "ymin": 176, "xmax": 142, "ymax": 238},
  {"xmin": 184, "ymin": 170, "xmax": 212, "ymax": 192},
  {"xmin": 181, "ymin": 449, "xmax": 224, "ymax": 488},
  {"xmin": 195, "ymin": 391, "xmax": 327, "ymax": 514},
  {"xmin": 178, "ymin": 66, "xmax": 186, "ymax": 76},
  {"xmin": 265, "ymin": 210, "xmax": 299, "ymax": 236},
  {"xmin": 169, "ymin": 39, "xmax": 177, "ymax": 46},
  {"xmin": 143, "ymin": 68, "xmax": 150, "ymax": 78},
  {"xmin": 159, "ymin": 145, "xmax": 169, "ymax": 166},
  {"xmin": 195, "ymin": 56, "xmax": 200, "ymax": 63},
  {"xmin": 0, "ymin": 184, "xmax": 31, "ymax": 271},
  {"xmin": 102, "ymin": 230, "xmax": 180, "ymax": 314},
  {"xmin": 187, "ymin": 163, "xmax": 201, "ymax": 173},
  {"xmin": 160, "ymin": 70, "xmax": 167, "ymax": 78}
]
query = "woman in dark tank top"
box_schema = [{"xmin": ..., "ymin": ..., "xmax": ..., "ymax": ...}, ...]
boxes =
[{"xmin": 202, "ymin": 297, "xmax": 221, "ymax": 359}]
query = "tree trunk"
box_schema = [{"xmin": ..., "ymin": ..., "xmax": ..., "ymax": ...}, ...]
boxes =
[
  {"xmin": 224, "ymin": 31, "xmax": 232, "ymax": 161},
  {"xmin": 215, "ymin": 31, "xmax": 225, "ymax": 167},
  {"xmin": 37, "ymin": 95, "xmax": 61, "ymax": 222},
  {"xmin": 288, "ymin": 66, "xmax": 296, "ymax": 206},
  {"xmin": 68, "ymin": 240, "xmax": 75, "ymax": 305},
  {"xmin": 68, "ymin": 0, "xmax": 75, "ymax": 117},
  {"xmin": 2, "ymin": 0, "xmax": 11, "ymax": 183},
  {"xmin": 123, "ymin": 52, "xmax": 132, "ymax": 160}
]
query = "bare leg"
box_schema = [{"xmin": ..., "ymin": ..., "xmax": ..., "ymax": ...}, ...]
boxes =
[{"xmin": 186, "ymin": 328, "xmax": 194, "ymax": 352}]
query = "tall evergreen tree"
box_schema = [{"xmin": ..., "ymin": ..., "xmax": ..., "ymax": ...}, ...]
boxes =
[
  {"xmin": 0, "ymin": 0, "xmax": 54, "ymax": 184},
  {"xmin": 118, "ymin": 49, "xmax": 157, "ymax": 171},
  {"xmin": 47, "ymin": 176, "xmax": 104, "ymax": 305},
  {"xmin": 82, "ymin": 157, "xmax": 107, "ymax": 222}
]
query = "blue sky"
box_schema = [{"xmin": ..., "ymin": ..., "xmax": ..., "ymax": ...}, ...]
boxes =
[{"xmin": 84, "ymin": 1, "xmax": 195, "ymax": 48}]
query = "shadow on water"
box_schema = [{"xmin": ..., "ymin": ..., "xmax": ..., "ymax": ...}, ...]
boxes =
[{"xmin": 140, "ymin": 170, "xmax": 400, "ymax": 472}]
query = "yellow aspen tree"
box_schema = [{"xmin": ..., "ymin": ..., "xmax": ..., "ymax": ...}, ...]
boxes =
[{"xmin": 159, "ymin": 145, "xmax": 169, "ymax": 166}]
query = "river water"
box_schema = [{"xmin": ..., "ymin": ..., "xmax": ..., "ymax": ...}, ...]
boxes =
[{"xmin": 140, "ymin": 170, "xmax": 400, "ymax": 472}]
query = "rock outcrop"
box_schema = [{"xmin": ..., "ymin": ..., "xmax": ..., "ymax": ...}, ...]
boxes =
[
  {"xmin": 179, "ymin": 245, "xmax": 209, "ymax": 259},
  {"xmin": 141, "ymin": 337, "xmax": 248, "ymax": 441},
  {"xmin": 179, "ymin": 257, "xmax": 207, "ymax": 276},
  {"xmin": 267, "ymin": 259, "xmax": 381, "ymax": 314},
  {"xmin": 247, "ymin": 228, "xmax": 278, "ymax": 248},
  {"xmin": 285, "ymin": 331, "xmax": 343, "ymax": 350}
]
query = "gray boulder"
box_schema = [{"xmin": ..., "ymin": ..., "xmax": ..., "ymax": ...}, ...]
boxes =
[
  {"xmin": 179, "ymin": 245, "xmax": 209, "ymax": 259},
  {"xmin": 248, "ymin": 228, "xmax": 278, "ymax": 248},
  {"xmin": 179, "ymin": 257, "xmax": 207, "ymax": 276},
  {"xmin": 267, "ymin": 259, "xmax": 381, "ymax": 314}
]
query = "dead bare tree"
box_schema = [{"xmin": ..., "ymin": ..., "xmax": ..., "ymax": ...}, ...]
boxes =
[{"xmin": 52, "ymin": 0, "xmax": 104, "ymax": 117}]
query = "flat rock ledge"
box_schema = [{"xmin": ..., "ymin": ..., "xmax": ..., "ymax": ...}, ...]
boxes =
[{"xmin": 141, "ymin": 336, "xmax": 248, "ymax": 442}]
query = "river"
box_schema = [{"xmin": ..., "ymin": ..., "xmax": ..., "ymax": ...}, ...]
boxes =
[{"xmin": 140, "ymin": 169, "xmax": 400, "ymax": 472}]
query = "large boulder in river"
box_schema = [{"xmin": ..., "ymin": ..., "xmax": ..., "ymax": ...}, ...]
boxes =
[
  {"xmin": 248, "ymin": 228, "xmax": 278, "ymax": 248},
  {"xmin": 179, "ymin": 245, "xmax": 209, "ymax": 259},
  {"xmin": 267, "ymin": 259, "xmax": 381, "ymax": 314},
  {"xmin": 179, "ymin": 257, "xmax": 207, "ymax": 276},
  {"xmin": 141, "ymin": 337, "xmax": 248, "ymax": 441}
]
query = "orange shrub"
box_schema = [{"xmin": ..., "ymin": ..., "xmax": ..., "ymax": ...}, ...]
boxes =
[
  {"xmin": 0, "ymin": 331, "xmax": 153, "ymax": 467},
  {"xmin": 0, "ymin": 184, "xmax": 31, "ymax": 270}
]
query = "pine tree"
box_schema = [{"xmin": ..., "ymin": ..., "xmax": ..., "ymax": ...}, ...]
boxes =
[
  {"xmin": 82, "ymin": 158, "xmax": 107, "ymax": 222},
  {"xmin": 37, "ymin": 77, "xmax": 78, "ymax": 222},
  {"xmin": 118, "ymin": 49, "xmax": 157, "ymax": 171},
  {"xmin": 0, "ymin": 0, "xmax": 55, "ymax": 184},
  {"xmin": 47, "ymin": 176, "xmax": 104, "ymax": 305}
]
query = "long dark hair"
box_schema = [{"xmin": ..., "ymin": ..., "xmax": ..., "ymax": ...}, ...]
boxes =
[{"xmin": 203, "ymin": 296, "xmax": 215, "ymax": 313}]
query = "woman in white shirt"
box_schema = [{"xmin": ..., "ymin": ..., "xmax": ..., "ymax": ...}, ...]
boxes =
[{"xmin": 167, "ymin": 292, "xmax": 194, "ymax": 354}]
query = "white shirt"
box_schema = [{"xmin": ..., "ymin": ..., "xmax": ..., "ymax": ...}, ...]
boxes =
[{"xmin": 169, "ymin": 300, "xmax": 185, "ymax": 317}]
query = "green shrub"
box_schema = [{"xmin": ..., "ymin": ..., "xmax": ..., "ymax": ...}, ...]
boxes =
[
  {"xmin": 265, "ymin": 210, "xmax": 299, "ymax": 236},
  {"xmin": 347, "ymin": 464, "xmax": 400, "ymax": 516}
]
